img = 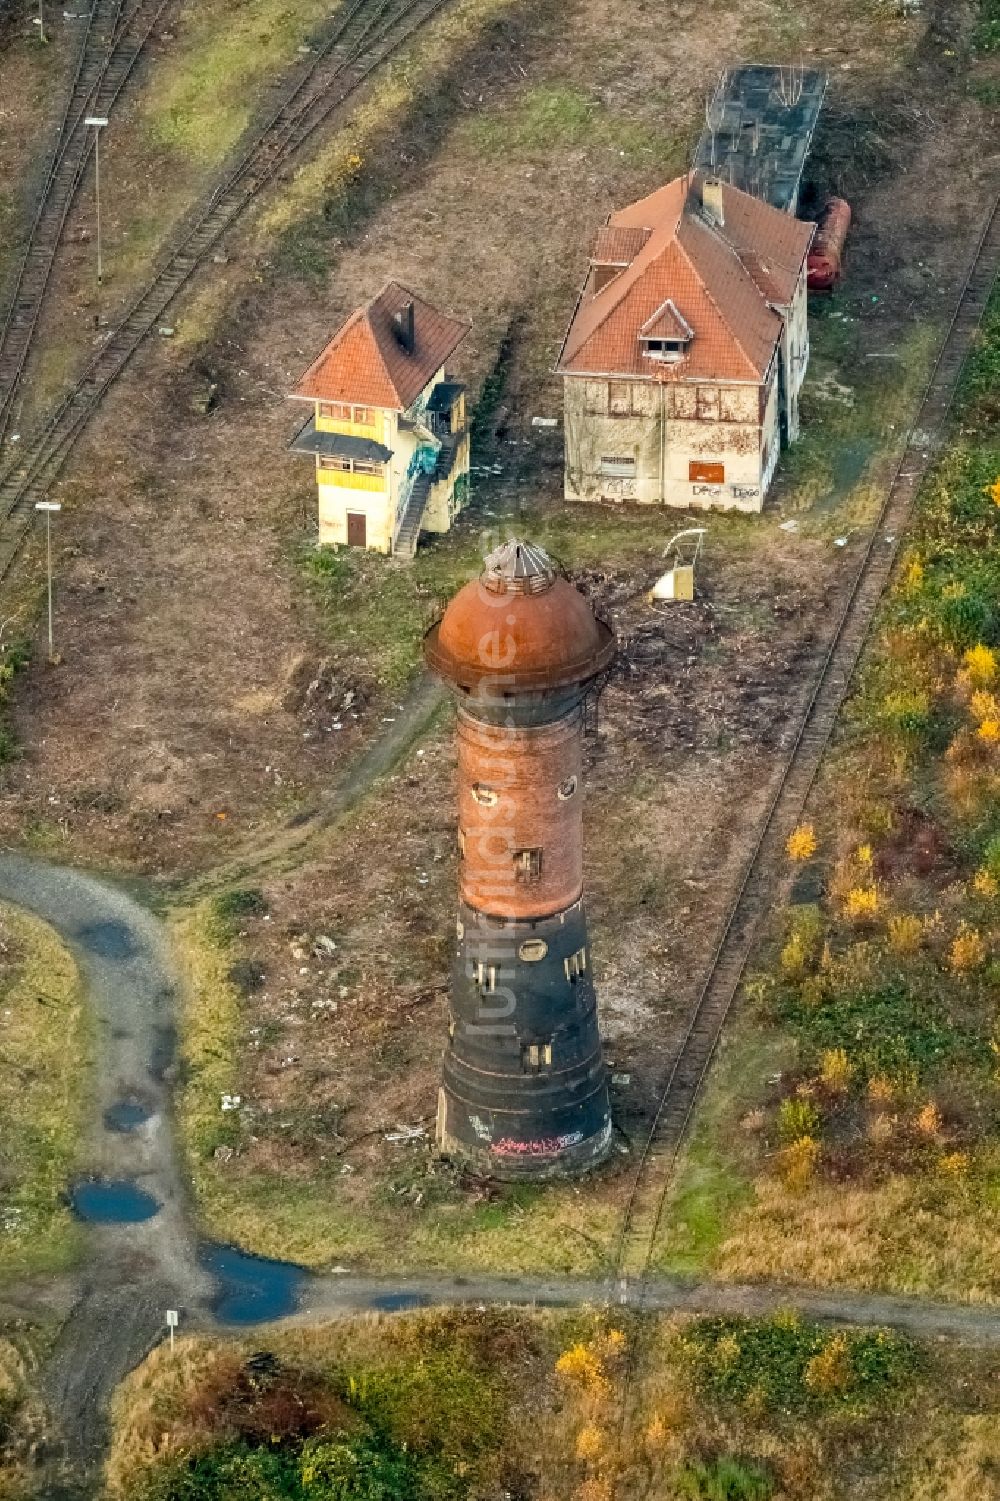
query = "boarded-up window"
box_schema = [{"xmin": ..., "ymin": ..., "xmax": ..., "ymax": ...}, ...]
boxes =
[
  {"xmin": 600, "ymin": 455, "xmax": 636, "ymax": 477},
  {"xmin": 689, "ymin": 460, "xmax": 725, "ymax": 484},
  {"xmin": 696, "ymin": 385, "xmax": 720, "ymax": 420},
  {"xmin": 608, "ymin": 381, "xmax": 633, "ymax": 416},
  {"xmin": 513, "ymin": 848, "xmax": 542, "ymax": 883}
]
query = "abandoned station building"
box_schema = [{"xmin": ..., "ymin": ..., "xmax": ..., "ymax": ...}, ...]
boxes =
[
  {"xmin": 557, "ymin": 173, "xmax": 815, "ymax": 513},
  {"xmin": 424, "ymin": 540, "xmax": 615, "ymax": 1178},
  {"xmin": 289, "ymin": 282, "xmax": 470, "ymax": 556}
]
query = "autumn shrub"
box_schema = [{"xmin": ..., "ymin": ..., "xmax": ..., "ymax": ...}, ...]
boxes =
[
  {"xmin": 818, "ymin": 1047, "xmax": 853, "ymax": 1095},
  {"xmin": 778, "ymin": 1135, "xmax": 820, "ymax": 1191},
  {"xmin": 777, "ymin": 1097, "xmax": 820, "ymax": 1144},
  {"xmin": 887, "ymin": 913, "xmax": 923, "ymax": 954},
  {"xmin": 950, "ymin": 925, "xmax": 988, "ymax": 972},
  {"xmin": 786, "ymin": 824, "xmax": 818, "ymax": 861}
]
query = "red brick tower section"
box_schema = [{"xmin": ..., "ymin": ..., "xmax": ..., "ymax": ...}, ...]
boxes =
[{"xmin": 424, "ymin": 540, "xmax": 616, "ymax": 1178}]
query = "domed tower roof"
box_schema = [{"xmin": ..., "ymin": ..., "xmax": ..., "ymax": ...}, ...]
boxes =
[{"xmin": 424, "ymin": 539, "xmax": 615, "ymax": 698}]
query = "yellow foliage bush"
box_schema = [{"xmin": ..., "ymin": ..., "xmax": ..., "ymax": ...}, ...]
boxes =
[
  {"xmin": 555, "ymin": 1343, "xmax": 609, "ymax": 1398},
  {"xmin": 574, "ymin": 1481, "xmax": 612, "ymax": 1501},
  {"xmin": 970, "ymin": 690, "xmax": 1000, "ymax": 722},
  {"xmin": 963, "ymin": 643, "xmax": 997, "ymax": 687},
  {"xmin": 973, "ymin": 868, "xmax": 999, "ymax": 898},
  {"xmin": 950, "ymin": 925, "xmax": 987, "ymax": 972},
  {"xmin": 844, "ymin": 885, "xmax": 879, "ymax": 920},
  {"xmin": 818, "ymin": 1047, "xmax": 852, "ymax": 1094},
  {"xmin": 989, "ymin": 477, "xmax": 1000, "ymax": 508},
  {"xmin": 856, "ymin": 843, "xmax": 874, "ymax": 867},
  {"xmin": 903, "ymin": 557, "xmax": 925, "ymax": 593},
  {"xmin": 778, "ymin": 1135, "xmax": 820, "ymax": 1191},
  {"xmin": 786, "ymin": 823, "xmax": 818, "ymax": 861},
  {"xmin": 938, "ymin": 1151, "xmax": 970, "ymax": 1178},
  {"xmin": 868, "ymin": 1073, "xmax": 896, "ymax": 1104},
  {"xmin": 575, "ymin": 1424, "xmax": 605, "ymax": 1462},
  {"xmin": 780, "ymin": 933, "xmax": 811, "ymax": 980},
  {"xmin": 915, "ymin": 1102, "xmax": 942, "ymax": 1137},
  {"xmin": 888, "ymin": 913, "xmax": 923, "ymax": 954},
  {"xmin": 804, "ymin": 1333, "xmax": 852, "ymax": 1395},
  {"xmin": 976, "ymin": 718, "xmax": 1000, "ymax": 744}
]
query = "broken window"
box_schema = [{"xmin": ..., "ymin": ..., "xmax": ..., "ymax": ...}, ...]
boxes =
[
  {"xmin": 696, "ymin": 385, "xmax": 720, "ymax": 420},
  {"xmin": 513, "ymin": 848, "xmax": 542, "ymax": 883},
  {"xmin": 608, "ymin": 381, "xmax": 633, "ymax": 417},
  {"xmin": 564, "ymin": 947, "xmax": 587, "ymax": 982},
  {"xmin": 471, "ymin": 783, "xmax": 499, "ymax": 806},
  {"xmin": 317, "ymin": 455, "xmax": 352, "ymax": 471},
  {"xmin": 557, "ymin": 775, "xmax": 578, "ymax": 801}
]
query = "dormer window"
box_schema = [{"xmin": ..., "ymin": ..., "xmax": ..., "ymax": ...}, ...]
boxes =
[{"xmin": 639, "ymin": 299, "xmax": 694, "ymax": 364}]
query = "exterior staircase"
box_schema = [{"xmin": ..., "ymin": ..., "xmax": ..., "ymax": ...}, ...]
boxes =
[
  {"xmin": 393, "ymin": 470, "xmax": 432, "ymax": 557},
  {"xmin": 393, "ymin": 429, "xmax": 466, "ymax": 557}
]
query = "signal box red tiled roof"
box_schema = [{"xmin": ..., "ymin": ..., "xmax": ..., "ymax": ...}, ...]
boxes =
[
  {"xmin": 293, "ymin": 281, "xmax": 470, "ymax": 412},
  {"xmin": 557, "ymin": 174, "xmax": 814, "ymax": 385}
]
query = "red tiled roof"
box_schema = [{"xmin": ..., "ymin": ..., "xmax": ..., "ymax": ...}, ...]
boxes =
[
  {"xmin": 592, "ymin": 224, "xmax": 652, "ymax": 267},
  {"xmin": 557, "ymin": 175, "xmax": 814, "ymax": 384},
  {"xmin": 293, "ymin": 281, "xmax": 470, "ymax": 411}
]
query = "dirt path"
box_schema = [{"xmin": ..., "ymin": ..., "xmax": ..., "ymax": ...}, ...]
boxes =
[
  {"xmin": 175, "ymin": 671, "xmax": 446, "ymax": 903},
  {"xmin": 0, "ymin": 855, "xmax": 213, "ymax": 1466}
]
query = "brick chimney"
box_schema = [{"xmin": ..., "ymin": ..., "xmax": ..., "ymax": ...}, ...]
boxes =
[
  {"xmin": 701, "ymin": 176, "xmax": 725, "ymax": 229},
  {"xmin": 394, "ymin": 299, "xmax": 415, "ymax": 353}
]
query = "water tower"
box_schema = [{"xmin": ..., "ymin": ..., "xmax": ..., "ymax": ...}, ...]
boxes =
[{"xmin": 424, "ymin": 539, "xmax": 615, "ymax": 1177}]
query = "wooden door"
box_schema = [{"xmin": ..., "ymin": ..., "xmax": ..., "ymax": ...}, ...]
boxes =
[{"xmin": 347, "ymin": 511, "xmax": 366, "ymax": 548}]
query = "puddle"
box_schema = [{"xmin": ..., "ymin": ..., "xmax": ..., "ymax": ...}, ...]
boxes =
[
  {"xmin": 71, "ymin": 1179, "xmax": 161, "ymax": 1223},
  {"xmin": 74, "ymin": 920, "xmax": 138, "ymax": 959},
  {"xmin": 199, "ymin": 1243, "xmax": 306, "ymax": 1325},
  {"xmin": 103, "ymin": 1099, "xmax": 151, "ymax": 1133},
  {"xmin": 369, "ymin": 1290, "xmax": 430, "ymax": 1312}
]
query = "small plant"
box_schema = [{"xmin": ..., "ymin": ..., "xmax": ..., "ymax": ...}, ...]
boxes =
[
  {"xmin": 973, "ymin": 868, "xmax": 999, "ymax": 897},
  {"xmin": 963, "ymin": 643, "xmax": 997, "ymax": 687},
  {"xmin": 675, "ymin": 1457, "xmax": 773, "ymax": 1500},
  {"xmin": 803, "ymin": 1333, "xmax": 852, "ymax": 1396},
  {"xmin": 213, "ymin": 887, "xmax": 269, "ymax": 923},
  {"xmin": 938, "ymin": 1150, "xmax": 970, "ymax": 1178},
  {"xmin": 777, "ymin": 1097, "xmax": 820, "ymax": 1142},
  {"xmin": 844, "ymin": 885, "xmax": 879, "ymax": 920},
  {"xmin": 778, "ymin": 1135, "xmax": 820, "ymax": 1191},
  {"xmin": 818, "ymin": 1047, "xmax": 853, "ymax": 1095},
  {"xmin": 786, "ymin": 824, "xmax": 818, "ymax": 861},
  {"xmin": 887, "ymin": 913, "xmax": 923, "ymax": 954},
  {"xmin": 575, "ymin": 1423, "xmax": 605, "ymax": 1461},
  {"xmin": 867, "ymin": 1074, "xmax": 896, "ymax": 1105},
  {"xmin": 868, "ymin": 1113, "xmax": 894, "ymax": 1146},
  {"xmin": 950, "ymin": 924, "xmax": 987, "ymax": 972},
  {"xmin": 914, "ymin": 1102, "xmax": 942, "ymax": 1137},
  {"xmin": 976, "ymin": 718, "xmax": 1000, "ymax": 743}
]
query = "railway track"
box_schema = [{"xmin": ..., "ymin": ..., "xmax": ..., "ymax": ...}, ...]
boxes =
[
  {"xmin": 0, "ymin": 0, "xmax": 172, "ymax": 448},
  {"xmin": 0, "ymin": 0, "xmax": 452, "ymax": 578},
  {"xmin": 604, "ymin": 189, "xmax": 1000, "ymax": 1483},
  {"xmin": 611, "ymin": 193, "xmax": 1000, "ymax": 1292}
]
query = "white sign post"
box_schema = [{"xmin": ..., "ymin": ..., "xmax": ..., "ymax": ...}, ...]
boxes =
[
  {"xmin": 84, "ymin": 117, "xmax": 109, "ymax": 287},
  {"xmin": 166, "ymin": 1309, "xmax": 179, "ymax": 1350},
  {"xmin": 34, "ymin": 501, "xmax": 61, "ymax": 661}
]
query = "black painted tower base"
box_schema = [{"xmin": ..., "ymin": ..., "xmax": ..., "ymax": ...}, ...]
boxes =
[{"xmin": 436, "ymin": 902, "xmax": 611, "ymax": 1179}]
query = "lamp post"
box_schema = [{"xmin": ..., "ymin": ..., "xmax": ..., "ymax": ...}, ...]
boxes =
[
  {"xmin": 84, "ymin": 117, "xmax": 109, "ymax": 288},
  {"xmin": 34, "ymin": 502, "xmax": 61, "ymax": 662}
]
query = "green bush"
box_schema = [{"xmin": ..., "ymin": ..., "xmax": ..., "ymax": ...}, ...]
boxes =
[
  {"xmin": 675, "ymin": 1457, "xmax": 774, "ymax": 1500},
  {"xmin": 777, "ymin": 1097, "xmax": 820, "ymax": 1142},
  {"xmin": 681, "ymin": 1315, "xmax": 919, "ymax": 1414},
  {"xmin": 213, "ymin": 887, "xmax": 269, "ymax": 923}
]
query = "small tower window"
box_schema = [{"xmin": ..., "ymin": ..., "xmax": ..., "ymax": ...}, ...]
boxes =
[
  {"xmin": 513, "ymin": 848, "xmax": 542, "ymax": 883},
  {"xmin": 522, "ymin": 1041, "xmax": 553, "ymax": 1072},
  {"xmin": 471, "ymin": 783, "xmax": 499, "ymax": 806},
  {"xmin": 519, "ymin": 939, "xmax": 548, "ymax": 962},
  {"xmin": 557, "ymin": 776, "xmax": 578, "ymax": 801},
  {"xmin": 564, "ymin": 947, "xmax": 587, "ymax": 982},
  {"xmin": 473, "ymin": 960, "xmax": 497, "ymax": 993}
]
